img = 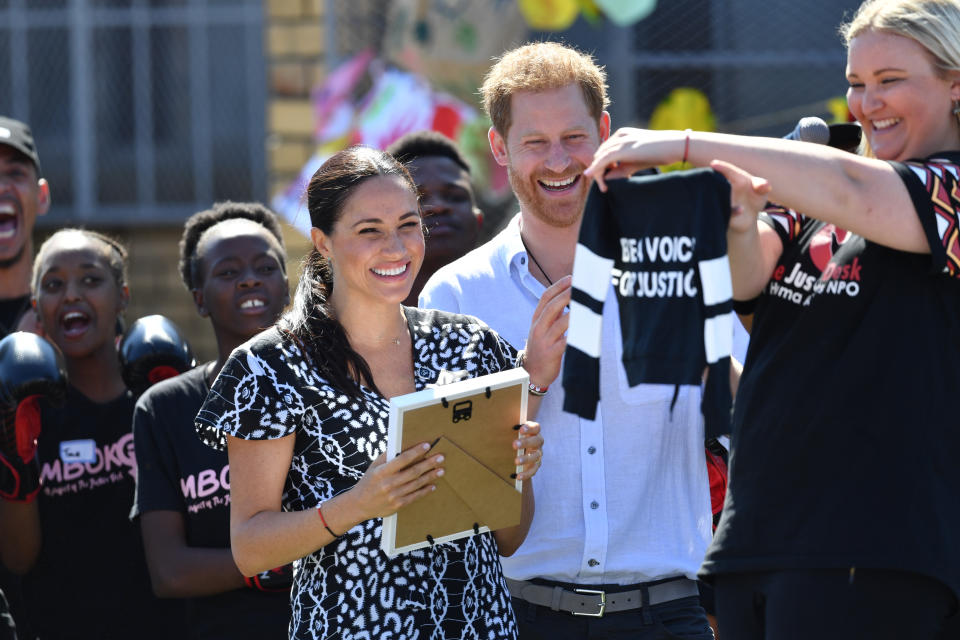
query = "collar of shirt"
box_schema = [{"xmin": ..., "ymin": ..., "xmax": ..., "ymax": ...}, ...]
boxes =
[{"xmin": 498, "ymin": 213, "xmax": 548, "ymax": 299}]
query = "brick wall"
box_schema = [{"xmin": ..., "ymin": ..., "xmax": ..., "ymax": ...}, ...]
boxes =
[
  {"xmin": 265, "ymin": 0, "xmax": 326, "ymax": 204},
  {"xmin": 26, "ymin": 2, "xmax": 322, "ymax": 369},
  {"xmin": 121, "ymin": 226, "xmax": 216, "ymax": 363},
  {"xmin": 117, "ymin": 0, "xmax": 325, "ymax": 361}
]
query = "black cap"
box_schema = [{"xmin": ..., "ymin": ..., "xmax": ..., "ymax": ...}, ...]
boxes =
[{"xmin": 0, "ymin": 116, "xmax": 42, "ymax": 176}]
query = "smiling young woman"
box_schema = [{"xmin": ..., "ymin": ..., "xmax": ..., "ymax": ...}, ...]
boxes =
[
  {"xmin": 194, "ymin": 146, "xmax": 546, "ymax": 640},
  {"xmin": 131, "ymin": 202, "xmax": 292, "ymax": 640}
]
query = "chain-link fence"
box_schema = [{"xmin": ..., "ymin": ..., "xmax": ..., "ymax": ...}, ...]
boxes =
[
  {"xmin": 598, "ymin": 0, "xmax": 864, "ymax": 136},
  {"xmin": 326, "ymin": 0, "xmax": 863, "ymax": 137},
  {"xmin": 316, "ymin": 0, "xmax": 863, "ymax": 237},
  {"xmin": 0, "ymin": 0, "xmax": 266, "ymax": 226},
  {"xmin": 2, "ymin": 0, "xmax": 865, "ymax": 228}
]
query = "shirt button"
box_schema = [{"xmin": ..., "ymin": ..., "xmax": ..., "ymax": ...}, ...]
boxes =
[
  {"xmin": 587, "ymin": 446, "xmax": 596, "ymax": 455},
  {"xmin": 590, "ymin": 500, "xmax": 599, "ymax": 510},
  {"xmin": 588, "ymin": 559, "xmax": 599, "ymax": 567},
  {"xmin": 520, "ymin": 257, "xmax": 526, "ymax": 264}
]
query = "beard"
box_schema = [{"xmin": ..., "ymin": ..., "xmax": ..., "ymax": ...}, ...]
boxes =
[
  {"xmin": 0, "ymin": 244, "xmax": 25, "ymax": 270},
  {"xmin": 508, "ymin": 164, "xmax": 590, "ymax": 229}
]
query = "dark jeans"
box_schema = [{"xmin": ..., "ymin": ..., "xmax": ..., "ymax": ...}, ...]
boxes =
[
  {"xmin": 512, "ymin": 594, "xmax": 714, "ymax": 640},
  {"xmin": 713, "ymin": 568, "xmax": 956, "ymax": 640}
]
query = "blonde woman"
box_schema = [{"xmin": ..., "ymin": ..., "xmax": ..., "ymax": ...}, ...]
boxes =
[{"xmin": 587, "ymin": 0, "xmax": 960, "ymax": 637}]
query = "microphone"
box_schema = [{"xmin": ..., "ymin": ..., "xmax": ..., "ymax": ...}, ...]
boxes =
[
  {"xmin": 827, "ymin": 122, "xmax": 862, "ymax": 153},
  {"xmin": 783, "ymin": 116, "xmax": 831, "ymax": 144}
]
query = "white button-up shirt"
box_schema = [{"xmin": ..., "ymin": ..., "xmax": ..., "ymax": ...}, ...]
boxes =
[{"xmin": 421, "ymin": 214, "xmax": 712, "ymax": 586}]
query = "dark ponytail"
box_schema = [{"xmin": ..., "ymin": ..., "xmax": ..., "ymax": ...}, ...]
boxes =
[{"xmin": 279, "ymin": 145, "xmax": 418, "ymax": 397}]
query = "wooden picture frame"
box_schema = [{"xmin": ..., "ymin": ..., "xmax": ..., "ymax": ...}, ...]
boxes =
[{"xmin": 380, "ymin": 367, "xmax": 529, "ymax": 556}]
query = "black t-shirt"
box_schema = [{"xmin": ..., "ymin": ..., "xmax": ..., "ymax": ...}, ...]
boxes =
[
  {"xmin": 132, "ymin": 365, "xmax": 290, "ymax": 639},
  {"xmin": 701, "ymin": 153, "xmax": 960, "ymax": 597},
  {"xmin": 23, "ymin": 386, "xmax": 187, "ymax": 640},
  {"xmin": 0, "ymin": 295, "xmax": 30, "ymax": 336}
]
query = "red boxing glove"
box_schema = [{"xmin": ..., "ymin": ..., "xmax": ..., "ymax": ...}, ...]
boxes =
[
  {"xmin": 244, "ymin": 564, "xmax": 293, "ymax": 593},
  {"xmin": 0, "ymin": 332, "xmax": 67, "ymax": 502},
  {"xmin": 118, "ymin": 315, "xmax": 196, "ymax": 396},
  {"xmin": 705, "ymin": 438, "xmax": 729, "ymax": 532}
]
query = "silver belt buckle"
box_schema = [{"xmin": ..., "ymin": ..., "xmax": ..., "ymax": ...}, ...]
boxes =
[{"xmin": 572, "ymin": 588, "xmax": 606, "ymax": 617}]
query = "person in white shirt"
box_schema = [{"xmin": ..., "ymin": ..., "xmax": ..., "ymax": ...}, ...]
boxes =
[{"xmin": 420, "ymin": 42, "xmax": 714, "ymax": 640}]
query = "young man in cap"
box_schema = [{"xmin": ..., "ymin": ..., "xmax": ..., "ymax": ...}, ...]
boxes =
[
  {"xmin": 0, "ymin": 115, "xmax": 49, "ymax": 640},
  {"xmin": 0, "ymin": 116, "xmax": 49, "ymax": 335}
]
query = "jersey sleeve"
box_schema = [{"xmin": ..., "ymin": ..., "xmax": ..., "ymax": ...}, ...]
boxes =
[
  {"xmin": 890, "ymin": 158, "xmax": 960, "ymax": 278},
  {"xmin": 562, "ymin": 182, "xmax": 619, "ymax": 420},
  {"xmin": 195, "ymin": 342, "xmax": 299, "ymax": 451},
  {"xmin": 477, "ymin": 326, "xmax": 519, "ymax": 375},
  {"xmin": 131, "ymin": 394, "xmax": 183, "ymax": 517},
  {"xmin": 698, "ymin": 171, "xmax": 735, "ymax": 438}
]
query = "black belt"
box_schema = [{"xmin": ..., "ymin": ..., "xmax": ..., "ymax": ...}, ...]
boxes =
[{"xmin": 506, "ymin": 576, "xmax": 699, "ymax": 618}]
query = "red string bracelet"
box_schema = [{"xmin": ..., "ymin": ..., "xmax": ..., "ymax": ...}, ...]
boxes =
[
  {"xmin": 682, "ymin": 128, "xmax": 692, "ymax": 166},
  {"xmin": 317, "ymin": 503, "xmax": 341, "ymax": 538}
]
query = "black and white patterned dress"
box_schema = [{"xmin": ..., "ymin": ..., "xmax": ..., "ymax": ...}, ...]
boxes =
[{"xmin": 196, "ymin": 306, "xmax": 520, "ymax": 640}]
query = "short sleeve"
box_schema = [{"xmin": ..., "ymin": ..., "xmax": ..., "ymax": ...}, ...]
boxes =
[
  {"xmin": 758, "ymin": 203, "xmax": 804, "ymax": 248},
  {"xmin": 131, "ymin": 396, "xmax": 183, "ymax": 518},
  {"xmin": 890, "ymin": 158, "xmax": 960, "ymax": 278},
  {"xmin": 478, "ymin": 326, "xmax": 519, "ymax": 375},
  {"xmin": 195, "ymin": 338, "xmax": 303, "ymax": 451}
]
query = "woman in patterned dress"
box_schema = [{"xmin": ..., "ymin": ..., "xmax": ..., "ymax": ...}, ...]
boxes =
[
  {"xmin": 196, "ymin": 146, "xmax": 551, "ymax": 640},
  {"xmin": 585, "ymin": 0, "xmax": 960, "ymax": 637}
]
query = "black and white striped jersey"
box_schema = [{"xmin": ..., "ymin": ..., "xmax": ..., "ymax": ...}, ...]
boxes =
[{"xmin": 561, "ymin": 169, "xmax": 734, "ymax": 438}]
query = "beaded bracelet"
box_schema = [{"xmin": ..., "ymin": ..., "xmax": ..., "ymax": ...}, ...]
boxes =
[
  {"xmin": 517, "ymin": 351, "xmax": 549, "ymax": 395},
  {"xmin": 317, "ymin": 503, "xmax": 341, "ymax": 538},
  {"xmin": 528, "ymin": 381, "xmax": 549, "ymax": 396}
]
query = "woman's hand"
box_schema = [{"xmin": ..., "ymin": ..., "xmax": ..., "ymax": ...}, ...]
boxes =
[
  {"xmin": 347, "ymin": 442, "xmax": 445, "ymax": 521},
  {"xmin": 513, "ymin": 421, "xmax": 543, "ymax": 482},
  {"xmin": 585, "ymin": 128, "xmax": 684, "ymax": 192},
  {"xmin": 710, "ymin": 159, "xmax": 771, "ymax": 234},
  {"xmin": 522, "ymin": 276, "xmax": 571, "ymax": 390}
]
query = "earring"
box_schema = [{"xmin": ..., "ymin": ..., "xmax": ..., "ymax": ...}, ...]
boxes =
[{"xmin": 953, "ymin": 99, "xmax": 960, "ymax": 116}]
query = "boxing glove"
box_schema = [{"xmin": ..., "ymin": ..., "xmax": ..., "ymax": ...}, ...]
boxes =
[
  {"xmin": 245, "ymin": 564, "xmax": 293, "ymax": 592},
  {"xmin": 118, "ymin": 315, "xmax": 196, "ymax": 396},
  {"xmin": 705, "ymin": 437, "xmax": 729, "ymax": 532},
  {"xmin": 0, "ymin": 332, "xmax": 68, "ymax": 502}
]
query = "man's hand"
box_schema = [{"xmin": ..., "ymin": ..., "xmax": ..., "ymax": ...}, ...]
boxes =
[{"xmin": 522, "ymin": 276, "xmax": 572, "ymax": 389}]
